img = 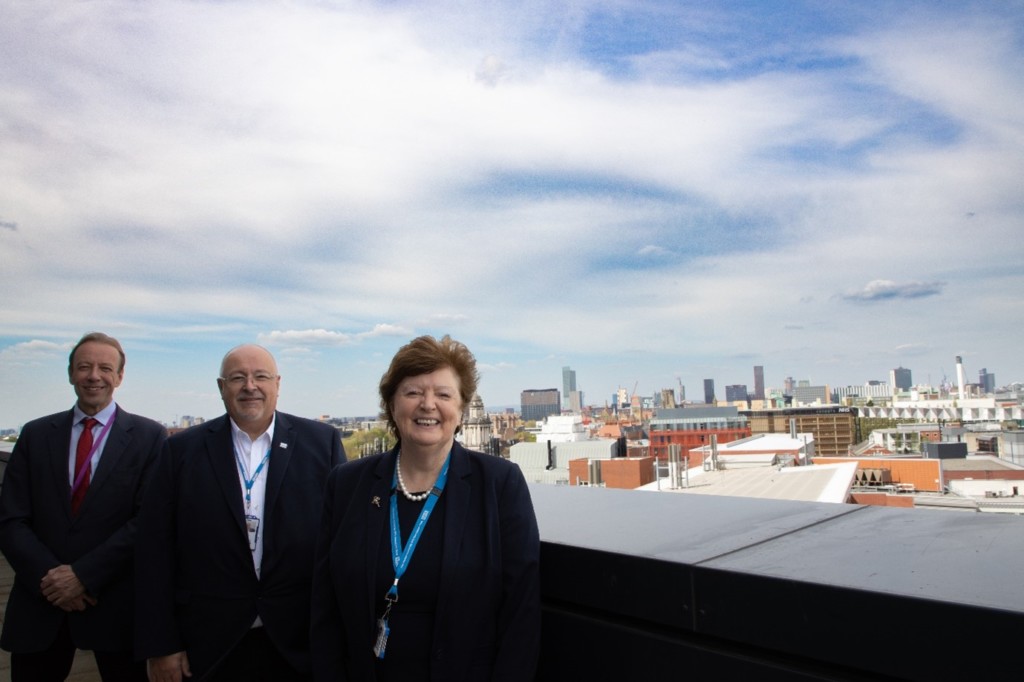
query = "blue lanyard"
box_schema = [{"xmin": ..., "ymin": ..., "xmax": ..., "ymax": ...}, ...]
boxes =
[
  {"xmin": 386, "ymin": 451, "xmax": 451, "ymax": 603},
  {"xmin": 234, "ymin": 446, "xmax": 271, "ymax": 509}
]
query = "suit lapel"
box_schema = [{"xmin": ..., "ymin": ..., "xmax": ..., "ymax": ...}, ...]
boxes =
[
  {"xmin": 84, "ymin": 408, "xmax": 129, "ymax": 507},
  {"xmin": 49, "ymin": 410, "xmax": 75, "ymax": 518},
  {"xmin": 263, "ymin": 412, "xmax": 292, "ymax": 525},
  {"xmin": 207, "ymin": 417, "xmax": 248, "ymax": 537},
  {"xmin": 365, "ymin": 451, "xmax": 395, "ymax": 621},
  {"xmin": 435, "ymin": 444, "xmax": 471, "ymax": 625}
]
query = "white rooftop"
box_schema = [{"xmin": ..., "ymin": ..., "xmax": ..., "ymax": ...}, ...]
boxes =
[
  {"xmin": 701, "ymin": 432, "xmax": 815, "ymax": 453},
  {"xmin": 640, "ymin": 462, "xmax": 857, "ymax": 504}
]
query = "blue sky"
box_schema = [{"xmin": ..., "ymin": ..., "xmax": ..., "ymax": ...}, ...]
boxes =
[{"xmin": 2, "ymin": 0, "xmax": 1022, "ymax": 428}]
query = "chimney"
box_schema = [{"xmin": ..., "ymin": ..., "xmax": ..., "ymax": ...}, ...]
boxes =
[{"xmin": 955, "ymin": 355, "xmax": 966, "ymax": 401}]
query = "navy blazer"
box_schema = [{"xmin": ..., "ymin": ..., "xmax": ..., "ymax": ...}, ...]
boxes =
[
  {"xmin": 0, "ymin": 406, "xmax": 166, "ymax": 652},
  {"xmin": 135, "ymin": 412, "xmax": 344, "ymax": 680},
  {"xmin": 311, "ymin": 442, "xmax": 541, "ymax": 681}
]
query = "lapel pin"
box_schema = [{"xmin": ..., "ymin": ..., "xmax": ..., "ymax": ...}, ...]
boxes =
[
  {"xmin": 280, "ymin": 443, "xmax": 288, "ymax": 449},
  {"xmin": 371, "ymin": 496, "xmax": 381, "ymax": 508}
]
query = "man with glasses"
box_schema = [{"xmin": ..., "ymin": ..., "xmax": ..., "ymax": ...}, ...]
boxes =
[
  {"xmin": 136, "ymin": 344, "xmax": 345, "ymax": 682},
  {"xmin": 0, "ymin": 332, "xmax": 166, "ymax": 681}
]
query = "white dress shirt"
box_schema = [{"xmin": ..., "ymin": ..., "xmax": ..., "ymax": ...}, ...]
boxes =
[
  {"xmin": 68, "ymin": 401, "xmax": 117, "ymax": 483},
  {"xmin": 230, "ymin": 416, "xmax": 275, "ymax": 629},
  {"xmin": 228, "ymin": 416, "xmax": 275, "ymax": 579}
]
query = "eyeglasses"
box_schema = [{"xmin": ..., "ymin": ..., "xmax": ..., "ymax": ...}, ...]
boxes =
[{"xmin": 220, "ymin": 373, "xmax": 277, "ymax": 387}]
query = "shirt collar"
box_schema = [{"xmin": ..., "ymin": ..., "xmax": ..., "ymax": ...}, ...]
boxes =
[
  {"xmin": 228, "ymin": 413, "xmax": 277, "ymax": 448},
  {"xmin": 73, "ymin": 401, "xmax": 117, "ymax": 427}
]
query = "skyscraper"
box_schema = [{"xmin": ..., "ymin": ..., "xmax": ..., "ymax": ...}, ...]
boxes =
[
  {"xmin": 562, "ymin": 366, "xmax": 577, "ymax": 409},
  {"xmin": 890, "ymin": 366, "xmax": 912, "ymax": 391},
  {"xmin": 753, "ymin": 365, "xmax": 765, "ymax": 400},
  {"xmin": 979, "ymin": 368, "xmax": 996, "ymax": 394},
  {"xmin": 726, "ymin": 384, "xmax": 749, "ymax": 403},
  {"xmin": 703, "ymin": 379, "xmax": 715, "ymax": 404}
]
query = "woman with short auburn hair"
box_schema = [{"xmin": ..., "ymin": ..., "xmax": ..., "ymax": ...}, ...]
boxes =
[
  {"xmin": 311, "ymin": 335, "xmax": 541, "ymax": 681},
  {"xmin": 377, "ymin": 335, "xmax": 478, "ymax": 440}
]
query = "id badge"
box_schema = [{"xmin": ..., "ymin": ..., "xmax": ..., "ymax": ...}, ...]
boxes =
[
  {"xmin": 245, "ymin": 514, "xmax": 260, "ymax": 552},
  {"xmin": 373, "ymin": 617, "xmax": 390, "ymax": 659}
]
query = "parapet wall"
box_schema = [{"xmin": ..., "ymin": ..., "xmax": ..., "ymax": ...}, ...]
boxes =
[{"xmin": 531, "ymin": 484, "xmax": 1022, "ymax": 680}]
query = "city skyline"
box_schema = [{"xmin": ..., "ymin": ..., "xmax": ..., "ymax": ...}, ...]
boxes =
[
  {"xmin": 1, "ymin": 351, "xmax": 1008, "ymax": 430},
  {"xmin": 2, "ymin": 1, "xmax": 1023, "ymax": 427}
]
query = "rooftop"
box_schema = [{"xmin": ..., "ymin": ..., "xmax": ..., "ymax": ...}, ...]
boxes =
[
  {"xmin": 639, "ymin": 462, "xmax": 856, "ymax": 504},
  {"xmin": 943, "ymin": 455, "xmax": 1024, "ymax": 472},
  {"xmin": 534, "ymin": 483, "xmax": 1024, "ymax": 679}
]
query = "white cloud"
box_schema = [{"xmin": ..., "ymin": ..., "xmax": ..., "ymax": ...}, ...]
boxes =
[
  {"xmin": 0, "ymin": 0, "xmax": 1021, "ymax": 425},
  {"xmin": 0, "ymin": 340, "xmax": 71, "ymax": 367},
  {"xmin": 258, "ymin": 329, "xmax": 355, "ymax": 347},
  {"xmin": 358, "ymin": 324, "xmax": 415, "ymax": 339},
  {"xmin": 841, "ymin": 280, "xmax": 946, "ymax": 303}
]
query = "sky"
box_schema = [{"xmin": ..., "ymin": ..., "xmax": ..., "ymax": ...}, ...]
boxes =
[{"xmin": 2, "ymin": 0, "xmax": 1023, "ymax": 429}]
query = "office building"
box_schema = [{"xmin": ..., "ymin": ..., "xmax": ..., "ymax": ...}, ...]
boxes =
[
  {"xmin": 979, "ymin": 368, "xmax": 996, "ymax": 394},
  {"xmin": 753, "ymin": 365, "xmax": 765, "ymax": 400},
  {"xmin": 562, "ymin": 366, "xmax": 577, "ymax": 409},
  {"xmin": 890, "ymin": 366, "xmax": 912, "ymax": 391},
  {"xmin": 791, "ymin": 385, "xmax": 829, "ymax": 406},
  {"xmin": 521, "ymin": 388, "xmax": 561, "ymax": 422},
  {"xmin": 648, "ymin": 407, "xmax": 751, "ymax": 462},
  {"xmin": 726, "ymin": 384, "xmax": 749, "ymax": 403},
  {"xmin": 703, "ymin": 379, "xmax": 715, "ymax": 404},
  {"xmin": 832, "ymin": 383, "xmax": 894, "ymax": 403},
  {"xmin": 741, "ymin": 405, "xmax": 856, "ymax": 458}
]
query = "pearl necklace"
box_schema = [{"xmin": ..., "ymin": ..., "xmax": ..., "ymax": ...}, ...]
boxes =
[{"xmin": 396, "ymin": 451, "xmax": 430, "ymax": 502}]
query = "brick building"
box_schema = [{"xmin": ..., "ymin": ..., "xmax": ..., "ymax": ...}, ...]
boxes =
[
  {"xmin": 568, "ymin": 456, "xmax": 657, "ymax": 489},
  {"xmin": 648, "ymin": 407, "xmax": 751, "ymax": 462},
  {"xmin": 742, "ymin": 406, "xmax": 856, "ymax": 457}
]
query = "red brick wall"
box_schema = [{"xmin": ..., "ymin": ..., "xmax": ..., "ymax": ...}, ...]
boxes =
[
  {"xmin": 568, "ymin": 457, "xmax": 657, "ymax": 489},
  {"xmin": 815, "ymin": 457, "xmax": 942, "ymax": 492},
  {"xmin": 602, "ymin": 457, "xmax": 656, "ymax": 489},
  {"xmin": 568, "ymin": 459, "xmax": 591, "ymax": 486},
  {"xmin": 650, "ymin": 428, "xmax": 751, "ymax": 461},
  {"xmin": 850, "ymin": 492, "xmax": 915, "ymax": 508}
]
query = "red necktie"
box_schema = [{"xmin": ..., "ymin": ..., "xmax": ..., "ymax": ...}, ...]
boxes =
[{"xmin": 72, "ymin": 417, "xmax": 98, "ymax": 514}]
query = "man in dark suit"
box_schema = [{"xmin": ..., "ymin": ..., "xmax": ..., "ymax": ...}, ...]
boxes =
[
  {"xmin": 136, "ymin": 344, "xmax": 345, "ymax": 682},
  {"xmin": 0, "ymin": 332, "xmax": 167, "ymax": 682}
]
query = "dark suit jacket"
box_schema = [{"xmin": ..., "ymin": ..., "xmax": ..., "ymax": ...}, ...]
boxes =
[
  {"xmin": 0, "ymin": 405, "xmax": 166, "ymax": 653},
  {"xmin": 311, "ymin": 442, "xmax": 541, "ymax": 681},
  {"xmin": 135, "ymin": 411, "xmax": 344, "ymax": 680}
]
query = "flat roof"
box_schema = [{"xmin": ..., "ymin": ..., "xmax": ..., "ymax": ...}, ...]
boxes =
[
  {"xmin": 702, "ymin": 433, "xmax": 814, "ymax": 453},
  {"xmin": 640, "ymin": 462, "xmax": 856, "ymax": 504},
  {"xmin": 942, "ymin": 456, "xmax": 1024, "ymax": 472}
]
